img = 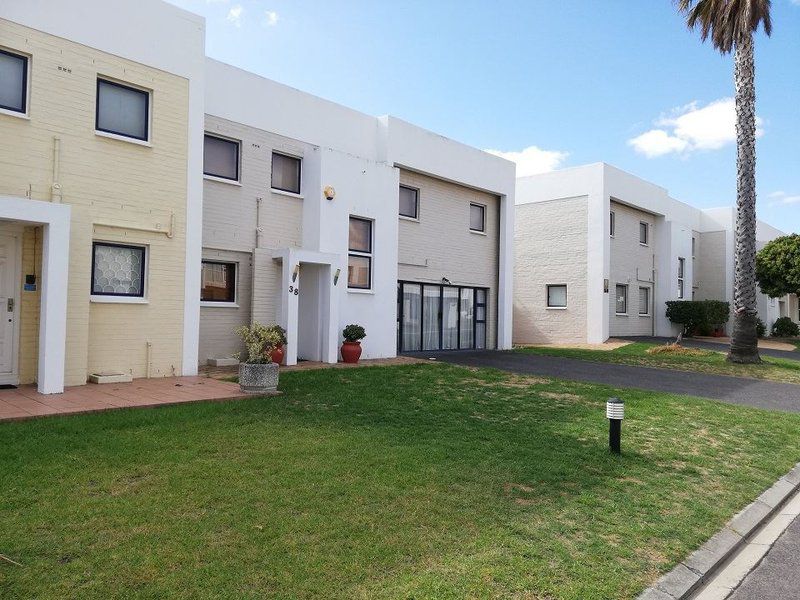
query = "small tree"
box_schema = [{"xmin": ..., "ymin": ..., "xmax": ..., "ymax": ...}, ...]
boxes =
[
  {"xmin": 235, "ymin": 322, "xmax": 283, "ymax": 363},
  {"xmin": 756, "ymin": 234, "xmax": 800, "ymax": 299}
]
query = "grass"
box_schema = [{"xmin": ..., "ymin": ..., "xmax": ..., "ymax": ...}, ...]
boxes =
[
  {"xmin": 519, "ymin": 342, "xmax": 800, "ymax": 384},
  {"xmin": 3, "ymin": 364, "xmax": 800, "ymax": 599}
]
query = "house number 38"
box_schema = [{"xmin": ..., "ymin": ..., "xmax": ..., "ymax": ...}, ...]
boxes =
[{"xmin": 288, "ymin": 286, "xmax": 299, "ymax": 295}]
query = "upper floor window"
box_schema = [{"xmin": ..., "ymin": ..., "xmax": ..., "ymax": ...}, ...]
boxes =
[
  {"xmin": 470, "ymin": 203, "xmax": 486, "ymax": 233},
  {"xmin": 0, "ymin": 48, "xmax": 28, "ymax": 114},
  {"xmin": 348, "ymin": 216, "xmax": 372, "ymax": 289},
  {"xmin": 96, "ymin": 78, "xmax": 150, "ymax": 141},
  {"xmin": 204, "ymin": 134, "xmax": 240, "ymax": 182},
  {"xmin": 639, "ymin": 221, "xmax": 649, "ymax": 246},
  {"xmin": 678, "ymin": 257, "xmax": 686, "ymax": 299},
  {"xmin": 692, "ymin": 237, "xmax": 696, "ymax": 258},
  {"xmin": 271, "ymin": 152, "xmax": 301, "ymax": 194},
  {"xmin": 91, "ymin": 241, "xmax": 146, "ymax": 298},
  {"xmin": 610, "ymin": 211, "xmax": 615, "ymax": 237},
  {"xmin": 201, "ymin": 260, "xmax": 236, "ymax": 303},
  {"xmin": 399, "ymin": 185, "xmax": 419, "ymax": 219}
]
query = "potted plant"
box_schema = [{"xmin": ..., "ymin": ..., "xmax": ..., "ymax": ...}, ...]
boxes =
[
  {"xmin": 340, "ymin": 324, "xmax": 366, "ymax": 364},
  {"xmin": 234, "ymin": 322, "xmax": 283, "ymax": 394},
  {"xmin": 266, "ymin": 324, "xmax": 287, "ymax": 365}
]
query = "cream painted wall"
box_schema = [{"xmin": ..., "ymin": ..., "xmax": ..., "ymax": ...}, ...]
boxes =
[
  {"xmin": 397, "ymin": 169, "xmax": 500, "ymax": 348},
  {"xmin": 513, "ymin": 197, "xmax": 588, "ymax": 344},
  {"xmin": 0, "ymin": 19, "xmax": 190, "ymax": 384}
]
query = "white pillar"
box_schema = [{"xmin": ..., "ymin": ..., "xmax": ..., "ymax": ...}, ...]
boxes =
[
  {"xmin": 38, "ymin": 218, "xmax": 70, "ymax": 393},
  {"xmin": 321, "ymin": 263, "xmax": 340, "ymax": 363},
  {"xmin": 497, "ymin": 193, "xmax": 514, "ymax": 349},
  {"xmin": 280, "ymin": 253, "xmax": 300, "ymax": 366}
]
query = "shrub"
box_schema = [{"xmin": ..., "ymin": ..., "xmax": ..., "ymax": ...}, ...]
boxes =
[
  {"xmin": 756, "ymin": 318, "xmax": 767, "ymax": 338},
  {"xmin": 665, "ymin": 300, "xmax": 730, "ymax": 336},
  {"xmin": 772, "ymin": 317, "xmax": 800, "ymax": 338},
  {"xmin": 265, "ymin": 324, "xmax": 287, "ymax": 346},
  {"xmin": 342, "ymin": 324, "xmax": 366, "ymax": 342},
  {"xmin": 234, "ymin": 322, "xmax": 284, "ymax": 364},
  {"xmin": 704, "ymin": 300, "xmax": 731, "ymax": 327}
]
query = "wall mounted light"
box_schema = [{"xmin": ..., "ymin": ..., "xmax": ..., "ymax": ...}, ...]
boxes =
[
  {"xmin": 324, "ymin": 185, "xmax": 336, "ymax": 201},
  {"xmin": 334, "ymin": 268, "xmax": 341, "ymax": 286},
  {"xmin": 441, "ymin": 277, "xmax": 452, "ymax": 285},
  {"xmin": 292, "ymin": 264, "xmax": 300, "ymax": 283}
]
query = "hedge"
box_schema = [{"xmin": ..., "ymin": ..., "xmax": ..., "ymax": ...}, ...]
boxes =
[{"xmin": 665, "ymin": 300, "xmax": 730, "ymax": 336}]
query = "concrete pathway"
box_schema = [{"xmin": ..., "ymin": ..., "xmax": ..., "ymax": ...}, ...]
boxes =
[
  {"xmin": 418, "ymin": 350, "xmax": 800, "ymax": 412},
  {"xmin": 621, "ymin": 336, "xmax": 800, "ymax": 362}
]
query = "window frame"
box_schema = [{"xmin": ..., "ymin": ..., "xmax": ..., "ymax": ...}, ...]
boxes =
[
  {"xmin": 95, "ymin": 77, "xmax": 151, "ymax": 142},
  {"xmin": 639, "ymin": 221, "xmax": 649, "ymax": 246},
  {"xmin": 610, "ymin": 210, "xmax": 615, "ymax": 237},
  {"xmin": 200, "ymin": 260, "xmax": 238, "ymax": 305},
  {"xmin": 90, "ymin": 241, "xmax": 147, "ymax": 299},
  {"xmin": 546, "ymin": 284, "xmax": 568, "ymax": 309},
  {"xmin": 203, "ymin": 133, "xmax": 241, "ymax": 182},
  {"xmin": 677, "ymin": 257, "xmax": 686, "ymax": 299},
  {"xmin": 615, "ymin": 284, "xmax": 628, "ymax": 315},
  {"xmin": 348, "ymin": 216, "xmax": 373, "ymax": 290},
  {"xmin": 399, "ymin": 185, "xmax": 420, "ymax": 220},
  {"xmin": 638, "ymin": 286, "xmax": 651, "ymax": 316},
  {"xmin": 469, "ymin": 202, "xmax": 486, "ymax": 233},
  {"xmin": 0, "ymin": 48, "xmax": 29, "ymax": 115},
  {"xmin": 270, "ymin": 151, "xmax": 302, "ymax": 195}
]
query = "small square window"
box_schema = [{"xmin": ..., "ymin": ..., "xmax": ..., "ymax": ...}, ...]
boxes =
[
  {"xmin": 96, "ymin": 79, "xmax": 150, "ymax": 141},
  {"xmin": 204, "ymin": 134, "xmax": 240, "ymax": 181},
  {"xmin": 547, "ymin": 285, "xmax": 567, "ymax": 308},
  {"xmin": 91, "ymin": 242, "xmax": 146, "ymax": 297},
  {"xmin": 638, "ymin": 287, "xmax": 650, "ymax": 315},
  {"xmin": 201, "ymin": 261, "xmax": 236, "ymax": 302},
  {"xmin": 610, "ymin": 211, "xmax": 615, "ymax": 237},
  {"xmin": 271, "ymin": 152, "xmax": 301, "ymax": 194},
  {"xmin": 0, "ymin": 49, "xmax": 28, "ymax": 114},
  {"xmin": 639, "ymin": 222, "xmax": 649, "ymax": 245},
  {"xmin": 615, "ymin": 284, "xmax": 628, "ymax": 315},
  {"xmin": 399, "ymin": 185, "xmax": 419, "ymax": 219},
  {"xmin": 470, "ymin": 203, "xmax": 485, "ymax": 232}
]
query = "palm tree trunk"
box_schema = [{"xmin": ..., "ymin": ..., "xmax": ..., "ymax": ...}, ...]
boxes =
[{"xmin": 728, "ymin": 35, "xmax": 761, "ymax": 364}]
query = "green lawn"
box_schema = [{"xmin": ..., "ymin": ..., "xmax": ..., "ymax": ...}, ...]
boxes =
[
  {"xmin": 518, "ymin": 342, "xmax": 800, "ymax": 385},
  {"xmin": 2, "ymin": 364, "xmax": 800, "ymax": 599}
]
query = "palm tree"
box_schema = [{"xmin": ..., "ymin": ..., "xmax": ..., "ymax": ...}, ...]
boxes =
[{"xmin": 678, "ymin": 0, "xmax": 772, "ymax": 364}]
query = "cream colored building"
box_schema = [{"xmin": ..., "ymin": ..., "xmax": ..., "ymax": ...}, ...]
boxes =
[{"xmin": 0, "ymin": 1, "xmax": 204, "ymax": 392}]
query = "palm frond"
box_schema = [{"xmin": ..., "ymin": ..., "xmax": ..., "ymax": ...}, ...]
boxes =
[{"xmin": 677, "ymin": 0, "xmax": 772, "ymax": 53}]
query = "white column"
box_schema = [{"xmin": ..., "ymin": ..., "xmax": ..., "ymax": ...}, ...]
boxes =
[
  {"xmin": 497, "ymin": 193, "xmax": 514, "ymax": 349},
  {"xmin": 321, "ymin": 263, "xmax": 341, "ymax": 363},
  {"xmin": 38, "ymin": 219, "xmax": 70, "ymax": 394},
  {"xmin": 280, "ymin": 253, "xmax": 300, "ymax": 366}
]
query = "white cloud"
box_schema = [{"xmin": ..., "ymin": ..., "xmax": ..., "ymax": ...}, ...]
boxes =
[
  {"xmin": 484, "ymin": 145, "xmax": 569, "ymax": 177},
  {"xmin": 629, "ymin": 98, "xmax": 764, "ymax": 158},
  {"xmin": 264, "ymin": 10, "xmax": 279, "ymax": 26},
  {"xmin": 226, "ymin": 4, "xmax": 244, "ymax": 27},
  {"xmin": 769, "ymin": 191, "xmax": 800, "ymax": 206}
]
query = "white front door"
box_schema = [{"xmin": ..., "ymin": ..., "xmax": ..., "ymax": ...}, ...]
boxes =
[{"xmin": 0, "ymin": 233, "xmax": 19, "ymax": 384}]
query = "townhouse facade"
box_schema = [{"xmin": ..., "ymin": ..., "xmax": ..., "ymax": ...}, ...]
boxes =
[
  {"xmin": 514, "ymin": 163, "xmax": 798, "ymax": 345},
  {"xmin": 0, "ymin": 0, "xmax": 204, "ymax": 393}
]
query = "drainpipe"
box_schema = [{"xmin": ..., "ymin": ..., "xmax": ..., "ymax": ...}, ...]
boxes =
[
  {"xmin": 146, "ymin": 341, "xmax": 152, "ymax": 378},
  {"xmin": 255, "ymin": 197, "xmax": 264, "ymax": 248},
  {"xmin": 652, "ymin": 254, "xmax": 657, "ymax": 337},
  {"xmin": 51, "ymin": 136, "xmax": 63, "ymax": 202}
]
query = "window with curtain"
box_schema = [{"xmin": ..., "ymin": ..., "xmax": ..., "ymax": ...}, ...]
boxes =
[
  {"xmin": 204, "ymin": 134, "xmax": 240, "ymax": 181},
  {"xmin": 0, "ymin": 49, "xmax": 27, "ymax": 114},
  {"xmin": 271, "ymin": 152, "xmax": 301, "ymax": 193},
  {"xmin": 201, "ymin": 261, "xmax": 236, "ymax": 302},
  {"xmin": 402, "ymin": 284, "xmax": 421, "ymax": 351},
  {"xmin": 96, "ymin": 79, "xmax": 149, "ymax": 141},
  {"xmin": 422, "ymin": 286, "xmax": 440, "ymax": 350}
]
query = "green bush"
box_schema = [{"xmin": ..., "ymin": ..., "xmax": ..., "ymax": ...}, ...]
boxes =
[
  {"xmin": 342, "ymin": 324, "xmax": 367, "ymax": 342},
  {"xmin": 756, "ymin": 318, "xmax": 767, "ymax": 338},
  {"xmin": 772, "ymin": 317, "xmax": 800, "ymax": 338},
  {"xmin": 665, "ymin": 300, "xmax": 730, "ymax": 336}
]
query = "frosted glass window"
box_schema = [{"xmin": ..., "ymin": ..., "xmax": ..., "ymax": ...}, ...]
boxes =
[
  {"xmin": 204, "ymin": 135, "xmax": 239, "ymax": 180},
  {"xmin": 96, "ymin": 79, "xmax": 149, "ymax": 140},
  {"xmin": 92, "ymin": 243, "xmax": 145, "ymax": 297},
  {"xmin": 271, "ymin": 152, "xmax": 301, "ymax": 193},
  {"xmin": 0, "ymin": 49, "xmax": 27, "ymax": 113},
  {"xmin": 547, "ymin": 285, "xmax": 567, "ymax": 308}
]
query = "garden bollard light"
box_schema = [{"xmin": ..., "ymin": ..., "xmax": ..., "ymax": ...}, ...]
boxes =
[{"xmin": 607, "ymin": 397, "xmax": 624, "ymax": 454}]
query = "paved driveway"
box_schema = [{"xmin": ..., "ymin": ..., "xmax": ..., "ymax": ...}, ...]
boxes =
[
  {"xmin": 620, "ymin": 336, "xmax": 800, "ymax": 362},
  {"xmin": 417, "ymin": 350, "xmax": 800, "ymax": 412}
]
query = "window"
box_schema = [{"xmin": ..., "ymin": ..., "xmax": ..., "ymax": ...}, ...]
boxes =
[
  {"xmin": 615, "ymin": 284, "xmax": 628, "ymax": 315},
  {"xmin": 638, "ymin": 286, "xmax": 650, "ymax": 316},
  {"xmin": 271, "ymin": 152, "xmax": 301, "ymax": 194},
  {"xmin": 399, "ymin": 185, "xmax": 419, "ymax": 219},
  {"xmin": 91, "ymin": 242, "xmax": 146, "ymax": 297},
  {"xmin": 610, "ymin": 211, "xmax": 615, "ymax": 237},
  {"xmin": 470, "ymin": 203, "xmax": 486, "ymax": 232},
  {"xmin": 678, "ymin": 257, "xmax": 685, "ymax": 299},
  {"xmin": 0, "ymin": 49, "xmax": 28, "ymax": 114},
  {"xmin": 201, "ymin": 261, "xmax": 236, "ymax": 303},
  {"xmin": 203, "ymin": 134, "xmax": 239, "ymax": 181},
  {"xmin": 547, "ymin": 284, "xmax": 567, "ymax": 308},
  {"xmin": 639, "ymin": 221, "xmax": 649, "ymax": 245},
  {"xmin": 96, "ymin": 79, "xmax": 150, "ymax": 141},
  {"xmin": 348, "ymin": 216, "xmax": 372, "ymax": 289},
  {"xmin": 692, "ymin": 237, "xmax": 696, "ymax": 258}
]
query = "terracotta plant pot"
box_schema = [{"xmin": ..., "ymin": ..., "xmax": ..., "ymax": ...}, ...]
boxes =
[
  {"xmin": 270, "ymin": 345, "xmax": 285, "ymax": 365},
  {"xmin": 341, "ymin": 341, "xmax": 362, "ymax": 364}
]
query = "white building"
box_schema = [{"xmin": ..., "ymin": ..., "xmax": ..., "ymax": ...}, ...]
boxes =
[{"xmin": 514, "ymin": 163, "xmax": 798, "ymax": 345}]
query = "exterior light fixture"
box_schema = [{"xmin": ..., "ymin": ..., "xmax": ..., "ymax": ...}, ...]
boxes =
[
  {"xmin": 323, "ymin": 185, "xmax": 336, "ymax": 201},
  {"xmin": 292, "ymin": 264, "xmax": 299, "ymax": 283},
  {"xmin": 607, "ymin": 397, "xmax": 624, "ymax": 453},
  {"xmin": 441, "ymin": 277, "xmax": 452, "ymax": 285},
  {"xmin": 334, "ymin": 268, "xmax": 341, "ymax": 286}
]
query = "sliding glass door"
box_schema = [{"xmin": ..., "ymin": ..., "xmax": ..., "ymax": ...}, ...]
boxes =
[{"xmin": 397, "ymin": 281, "xmax": 488, "ymax": 352}]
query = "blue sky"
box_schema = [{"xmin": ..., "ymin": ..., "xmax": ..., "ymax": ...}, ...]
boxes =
[{"xmin": 168, "ymin": 0, "xmax": 800, "ymax": 233}]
